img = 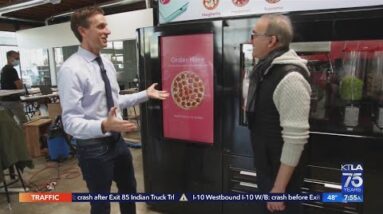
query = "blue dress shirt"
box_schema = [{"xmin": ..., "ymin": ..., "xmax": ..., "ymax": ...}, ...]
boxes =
[{"xmin": 58, "ymin": 46, "xmax": 148, "ymax": 139}]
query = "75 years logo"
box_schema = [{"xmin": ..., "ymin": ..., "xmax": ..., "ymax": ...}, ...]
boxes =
[{"xmin": 341, "ymin": 164, "xmax": 363, "ymax": 194}]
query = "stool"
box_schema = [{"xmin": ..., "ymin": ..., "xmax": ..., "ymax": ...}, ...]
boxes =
[{"xmin": 1, "ymin": 165, "xmax": 27, "ymax": 209}]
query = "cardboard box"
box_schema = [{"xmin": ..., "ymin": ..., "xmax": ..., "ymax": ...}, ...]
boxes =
[{"xmin": 48, "ymin": 103, "xmax": 62, "ymax": 120}]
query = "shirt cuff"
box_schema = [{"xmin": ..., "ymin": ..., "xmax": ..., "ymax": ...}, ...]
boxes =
[
  {"xmin": 91, "ymin": 120, "xmax": 104, "ymax": 137},
  {"xmin": 137, "ymin": 90, "xmax": 150, "ymax": 103}
]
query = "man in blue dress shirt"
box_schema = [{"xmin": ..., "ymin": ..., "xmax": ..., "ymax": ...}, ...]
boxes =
[{"xmin": 58, "ymin": 6, "xmax": 169, "ymax": 214}]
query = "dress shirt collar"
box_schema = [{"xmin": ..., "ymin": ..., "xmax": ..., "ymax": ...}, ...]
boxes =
[{"xmin": 78, "ymin": 46, "xmax": 100, "ymax": 63}]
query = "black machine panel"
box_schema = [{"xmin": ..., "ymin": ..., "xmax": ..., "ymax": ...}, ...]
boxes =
[{"xmin": 138, "ymin": 21, "xmax": 224, "ymax": 214}]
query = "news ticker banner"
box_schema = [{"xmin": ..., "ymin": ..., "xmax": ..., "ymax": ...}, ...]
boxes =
[
  {"xmin": 19, "ymin": 192, "xmax": 360, "ymax": 203},
  {"xmin": 19, "ymin": 163, "xmax": 363, "ymax": 203}
]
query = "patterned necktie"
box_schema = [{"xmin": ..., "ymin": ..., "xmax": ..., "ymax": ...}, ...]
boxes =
[{"xmin": 95, "ymin": 56, "xmax": 114, "ymax": 111}]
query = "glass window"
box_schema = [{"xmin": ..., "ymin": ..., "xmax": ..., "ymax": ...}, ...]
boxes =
[
  {"xmin": 113, "ymin": 41, "xmax": 123, "ymax": 50},
  {"xmin": 19, "ymin": 48, "xmax": 50, "ymax": 86},
  {"xmin": 53, "ymin": 45, "xmax": 78, "ymax": 82},
  {"xmin": 52, "ymin": 40, "xmax": 138, "ymax": 90},
  {"xmin": 54, "ymin": 48, "xmax": 64, "ymax": 68},
  {"xmin": 101, "ymin": 40, "xmax": 132, "ymax": 89}
]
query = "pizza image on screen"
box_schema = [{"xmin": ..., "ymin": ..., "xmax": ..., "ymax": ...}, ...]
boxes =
[
  {"xmin": 203, "ymin": 0, "xmax": 219, "ymax": 10},
  {"xmin": 265, "ymin": 0, "xmax": 280, "ymax": 3},
  {"xmin": 171, "ymin": 71, "xmax": 205, "ymax": 110},
  {"xmin": 232, "ymin": 0, "xmax": 249, "ymax": 7}
]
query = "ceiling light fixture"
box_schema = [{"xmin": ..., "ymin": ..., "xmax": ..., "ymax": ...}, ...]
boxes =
[{"xmin": 0, "ymin": 0, "xmax": 62, "ymax": 15}]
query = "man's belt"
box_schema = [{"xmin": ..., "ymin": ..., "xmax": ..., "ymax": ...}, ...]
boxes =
[{"xmin": 76, "ymin": 135, "xmax": 118, "ymax": 147}]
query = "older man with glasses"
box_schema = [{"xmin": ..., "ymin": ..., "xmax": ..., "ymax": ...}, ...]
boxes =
[{"xmin": 246, "ymin": 14, "xmax": 311, "ymax": 214}]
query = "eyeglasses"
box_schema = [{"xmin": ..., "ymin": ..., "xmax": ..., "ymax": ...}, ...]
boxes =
[{"xmin": 251, "ymin": 32, "xmax": 272, "ymax": 40}]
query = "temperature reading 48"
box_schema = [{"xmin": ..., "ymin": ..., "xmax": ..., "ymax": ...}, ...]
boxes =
[
  {"xmin": 327, "ymin": 194, "xmax": 338, "ymax": 201},
  {"xmin": 322, "ymin": 193, "xmax": 343, "ymax": 203}
]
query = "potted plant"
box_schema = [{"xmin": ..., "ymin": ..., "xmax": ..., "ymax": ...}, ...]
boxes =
[{"xmin": 339, "ymin": 75, "xmax": 364, "ymax": 127}]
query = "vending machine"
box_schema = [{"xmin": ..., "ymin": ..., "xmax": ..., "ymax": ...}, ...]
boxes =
[
  {"xmin": 137, "ymin": 6, "xmax": 383, "ymax": 214},
  {"xmin": 137, "ymin": 22, "xmax": 224, "ymax": 214}
]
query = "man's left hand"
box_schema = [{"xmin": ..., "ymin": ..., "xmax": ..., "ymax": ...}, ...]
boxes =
[
  {"xmin": 267, "ymin": 186, "xmax": 286, "ymax": 212},
  {"xmin": 146, "ymin": 83, "xmax": 169, "ymax": 100}
]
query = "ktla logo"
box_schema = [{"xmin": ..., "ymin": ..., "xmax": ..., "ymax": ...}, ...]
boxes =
[
  {"xmin": 341, "ymin": 164, "xmax": 363, "ymax": 189},
  {"xmin": 160, "ymin": 0, "xmax": 170, "ymax": 5},
  {"xmin": 341, "ymin": 164, "xmax": 363, "ymax": 171}
]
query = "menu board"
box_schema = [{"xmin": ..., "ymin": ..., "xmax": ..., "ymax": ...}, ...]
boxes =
[
  {"xmin": 161, "ymin": 34, "xmax": 214, "ymax": 144},
  {"xmin": 158, "ymin": 0, "xmax": 382, "ymax": 24}
]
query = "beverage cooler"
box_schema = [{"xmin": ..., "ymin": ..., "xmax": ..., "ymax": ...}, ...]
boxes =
[{"xmin": 137, "ymin": 6, "xmax": 383, "ymax": 214}]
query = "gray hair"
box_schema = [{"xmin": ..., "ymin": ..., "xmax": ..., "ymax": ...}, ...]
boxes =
[{"xmin": 261, "ymin": 14, "xmax": 293, "ymax": 48}]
